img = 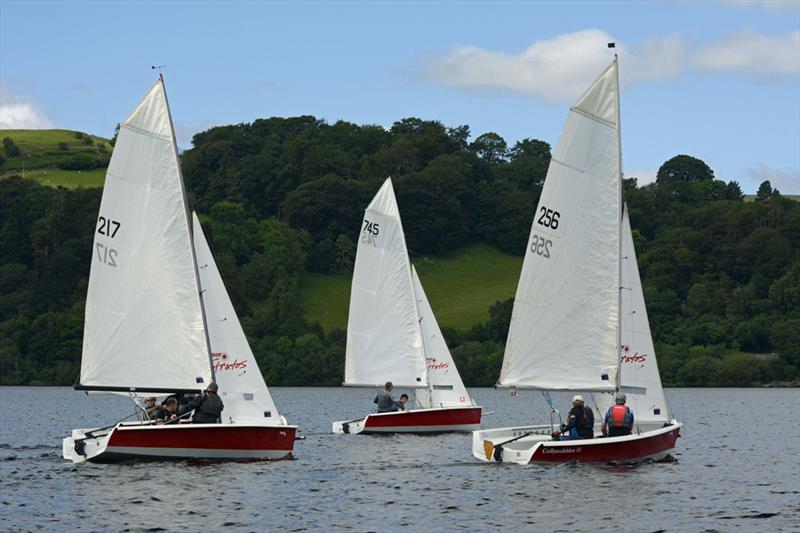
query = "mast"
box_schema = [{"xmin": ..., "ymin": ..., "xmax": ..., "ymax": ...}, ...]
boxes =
[
  {"xmin": 613, "ymin": 50, "xmax": 623, "ymax": 391},
  {"xmin": 160, "ymin": 73, "xmax": 217, "ymax": 385}
]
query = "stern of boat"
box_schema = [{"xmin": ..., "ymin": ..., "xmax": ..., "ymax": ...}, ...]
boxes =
[
  {"xmin": 471, "ymin": 425, "xmax": 553, "ymax": 465},
  {"xmin": 332, "ymin": 418, "xmax": 367, "ymax": 435},
  {"xmin": 62, "ymin": 427, "xmax": 114, "ymax": 464}
]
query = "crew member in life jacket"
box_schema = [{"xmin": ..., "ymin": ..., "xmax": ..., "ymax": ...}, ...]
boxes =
[
  {"xmin": 558, "ymin": 395, "xmax": 594, "ymax": 440},
  {"xmin": 601, "ymin": 392, "xmax": 634, "ymax": 437}
]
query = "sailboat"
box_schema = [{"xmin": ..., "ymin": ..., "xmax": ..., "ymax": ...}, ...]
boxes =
[
  {"xmin": 62, "ymin": 77, "xmax": 296, "ymax": 463},
  {"xmin": 332, "ymin": 178, "xmax": 482, "ymax": 434},
  {"xmin": 472, "ymin": 57, "xmax": 681, "ymax": 464}
]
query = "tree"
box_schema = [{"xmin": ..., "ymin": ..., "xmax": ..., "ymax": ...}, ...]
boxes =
[
  {"xmin": 469, "ymin": 132, "xmax": 508, "ymax": 165},
  {"xmin": 725, "ymin": 181, "xmax": 743, "ymax": 201},
  {"xmin": 3, "ymin": 137, "xmax": 21, "ymax": 157},
  {"xmin": 656, "ymin": 155, "xmax": 714, "ymax": 183},
  {"xmin": 756, "ymin": 180, "xmax": 773, "ymax": 202}
]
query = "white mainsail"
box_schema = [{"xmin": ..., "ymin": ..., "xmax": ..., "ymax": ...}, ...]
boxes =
[
  {"xmin": 79, "ymin": 78, "xmax": 212, "ymax": 392},
  {"xmin": 344, "ymin": 178, "xmax": 427, "ymax": 388},
  {"xmin": 594, "ymin": 207, "xmax": 670, "ymax": 423},
  {"xmin": 411, "ymin": 266, "xmax": 472, "ymax": 408},
  {"xmin": 499, "ymin": 60, "xmax": 621, "ymax": 392},
  {"xmin": 192, "ymin": 214, "xmax": 283, "ymax": 424}
]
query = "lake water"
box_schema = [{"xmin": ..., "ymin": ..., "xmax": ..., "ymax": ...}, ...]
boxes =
[{"xmin": 1, "ymin": 387, "xmax": 798, "ymax": 531}]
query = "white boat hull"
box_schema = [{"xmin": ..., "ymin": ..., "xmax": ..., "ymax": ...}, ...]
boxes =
[{"xmin": 472, "ymin": 421, "xmax": 681, "ymax": 465}]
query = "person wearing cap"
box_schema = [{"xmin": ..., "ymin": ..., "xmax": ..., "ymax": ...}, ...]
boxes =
[
  {"xmin": 602, "ymin": 392, "xmax": 634, "ymax": 437},
  {"xmin": 559, "ymin": 395, "xmax": 595, "ymax": 440},
  {"xmin": 180, "ymin": 382, "xmax": 224, "ymax": 423},
  {"xmin": 143, "ymin": 396, "xmax": 159, "ymax": 420}
]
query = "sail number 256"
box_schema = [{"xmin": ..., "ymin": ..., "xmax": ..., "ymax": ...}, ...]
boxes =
[
  {"xmin": 530, "ymin": 234, "xmax": 552, "ymax": 258},
  {"xmin": 537, "ymin": 206, "xmax": 560, "ymax": 230}
]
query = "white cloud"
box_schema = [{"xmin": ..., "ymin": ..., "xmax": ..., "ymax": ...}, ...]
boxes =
[
  {"xmin": 694, "ymin": 29, "xmax": 800, "ymax": 75},
  {"xmin": 747, "ymin": 164, "xmax": 800, "ymax": 194},
  {"xmin": 420, "ymin": 28, "xmax": 799, "ymax": 101},
  {"xmin": 0, "ymin": 86, "xmax": 54, "ymax": 129},
  {"xmin": 420, "ymin": 29, "xmax": 684, "ymax": 102},
  {"xmin": 173, "ymin": 119, "xmax": 224, "ymax": 149},
  {"xmin": 626, "ymin": 168, "xmax": 658, "ymax": 186},
  {"xmin": 719, "ymin": 0, "xmax": 800, "ymax": 11}
]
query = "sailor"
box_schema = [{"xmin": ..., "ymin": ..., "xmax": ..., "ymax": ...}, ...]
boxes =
[
  {"xmin": 143, "ymin": 396, "xmax": 159, "ymax": 420},
  {"xmin": 181, "ymin": 383, "xmax": 224, "ymax": 423},
  {"xmin": 395, "ymin": 394, "xmax": 409, "ymax": 411},
  {"xmin": 602, "ymin": 392, "xmax": 634, "ymax": 437},
  {"xmin": 374, "ymin": 382, "xmax": 397, "ymax": 413},
  {"xmin": 155, "ymin": 397, "xmax": 179, "ymax": 424},
  {"xmin": 559, "ymin": 395, "xmax": 594, "ymax": 440}
]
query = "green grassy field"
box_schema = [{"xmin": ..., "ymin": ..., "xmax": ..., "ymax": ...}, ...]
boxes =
[
  {"xmin": 1, "ymin": 129, "xmax": 110, "ymax": 188},
  {"xmin": 3, "ymin": 167, "xmax": 107, "ymax": 189},
  {"xmin": 300, "ymin": 243, "xmax": 523, "ymax": 332}
]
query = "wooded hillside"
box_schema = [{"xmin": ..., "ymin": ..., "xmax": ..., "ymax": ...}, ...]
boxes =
[{"xmin": 1, "ymin": 119, "xmax": 797, "ymax": 387}]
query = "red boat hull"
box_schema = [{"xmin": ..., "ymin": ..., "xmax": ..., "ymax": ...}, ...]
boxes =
[
  {"xmin": 530, "ymin": 426, "xmax": 680, "ymax": 464},
  {"xmin": 91, "ymin": 423, "xmax": 297, "ymax": 462},
  {"xmin": 360, "ymin": 406, "xmax": 482, "ymax": 433}
]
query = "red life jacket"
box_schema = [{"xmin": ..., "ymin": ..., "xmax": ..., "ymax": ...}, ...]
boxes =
[{"xmin": 610, "ymin": 404, "xmax": 632, "ymax": 428}]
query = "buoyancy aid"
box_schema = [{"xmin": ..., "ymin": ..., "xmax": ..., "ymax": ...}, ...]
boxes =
[{"xmin": 610, "ymin": 404, "xmax": 632, "ymax": 429}]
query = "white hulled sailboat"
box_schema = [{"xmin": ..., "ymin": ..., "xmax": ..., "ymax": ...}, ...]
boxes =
[
  {"xmin": 472, "ymin": 56, "xmax": 681, "ymax": 464},
  {"xmin": 62, "ymin": 77, "xmax": 296, "ymax": 463},
  {"xmin": 332, "ymin": 178, "xmax": 481, "ymax": 434}
]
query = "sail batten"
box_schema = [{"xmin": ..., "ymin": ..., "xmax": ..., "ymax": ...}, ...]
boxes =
[
  {"xmin": 79, "ymin": 79, "xmax": 212, "ymax": 392},
  {"xmin": 499, "ymin": 59, "xmax": 621, "ymax": 392}
]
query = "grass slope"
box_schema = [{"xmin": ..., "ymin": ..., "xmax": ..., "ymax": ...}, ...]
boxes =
[
  {"xmin": 0, "ymin": 129, "xmax": 110, "ymax": 188},
  {"xmin": 300, "ymin": 243, "xmax": 523, "ymax": 332}
]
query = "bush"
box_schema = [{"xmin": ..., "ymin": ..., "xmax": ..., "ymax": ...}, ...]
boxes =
[
  {"xmin": 58, "ymin": 142, "xmax": 69, "ymax": 151},
  {"xmin": 3, "ymin": 137, "xmax": 21, "ymax": 157},
  {"xmin": 57, "ymin": 153, "xmax": 97, "ymax": 171}
]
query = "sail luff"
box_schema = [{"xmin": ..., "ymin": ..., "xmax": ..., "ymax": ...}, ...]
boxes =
[
  {"xmin": 614, "ymin": 54, "xmax": 623, "ymax": 390},
  {"xmin": 160, "ymin": 75, "xmax": 216, "ymax": 385}
]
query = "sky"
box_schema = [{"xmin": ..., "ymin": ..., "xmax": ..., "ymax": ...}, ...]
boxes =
[{"xmin": 1, "ymin": 0, "xmax": 799, "ymax": 194}]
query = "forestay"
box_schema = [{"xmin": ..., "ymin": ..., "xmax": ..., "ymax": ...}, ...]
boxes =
[
  {"xmin": 79, "ymin": 79, "xmax": 212, "ymax": 392},
  {"xmin": 411, "ymin": 266, "xmax": 472, "ymax": 408},
  {"xmin": 594, "ymin": 207, "xmax": 670, "ymax": 423},
  {"xmin": 499, "ymin": 60, "xmax": 621, "ymax": 392},
  {"xmin": 193, "ymin": 214, "xmax": 282, "ymax": 424},
  {"xmin": 345, "ymin": 178, "xmax": 427, "ymax": 388}
]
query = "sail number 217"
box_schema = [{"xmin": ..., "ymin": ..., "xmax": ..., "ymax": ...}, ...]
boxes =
[{"xmin": 96, "ymin": 216, "xmax": 121, "ymax": 268}]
